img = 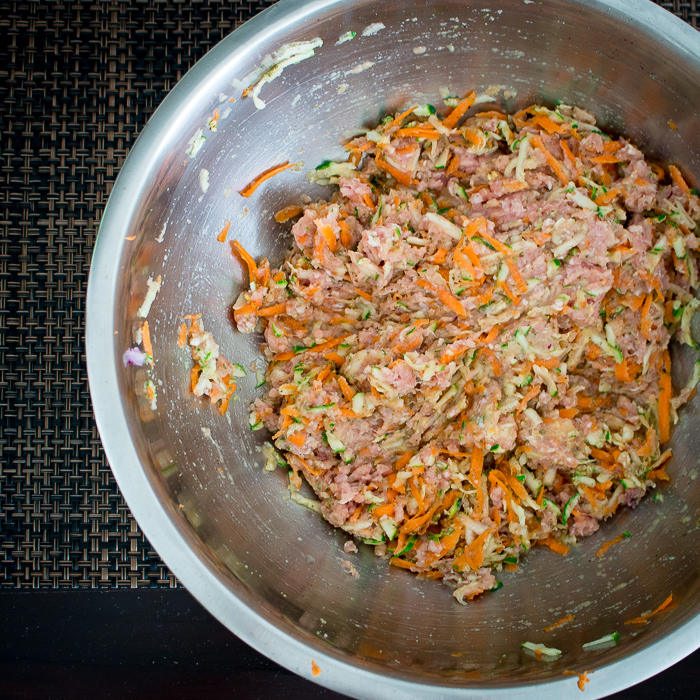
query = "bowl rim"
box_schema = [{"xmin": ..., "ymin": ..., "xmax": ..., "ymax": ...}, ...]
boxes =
[{"xmin": 86, "ymin": 0, "xmax": 700, "ymax": 697}]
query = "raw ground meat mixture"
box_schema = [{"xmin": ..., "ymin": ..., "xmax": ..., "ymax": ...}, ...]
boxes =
[{"xmin": 215, "ymin": 93, "xmax": 700, "ymax": 602}]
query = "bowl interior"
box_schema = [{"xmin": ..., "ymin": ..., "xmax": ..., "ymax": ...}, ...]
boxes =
[{"xmin": 90, "ymin": 0, "xmax": 700, "ymax": 696}]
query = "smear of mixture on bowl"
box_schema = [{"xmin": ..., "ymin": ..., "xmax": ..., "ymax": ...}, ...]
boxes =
[{"xmin": 206, "ymin": 94, "xmax": 700, "ymax": 602}]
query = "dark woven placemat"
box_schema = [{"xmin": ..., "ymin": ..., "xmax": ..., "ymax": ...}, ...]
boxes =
[
  {"xmin": 0, "ymin": 0, "xmax": 694, "ymax": 589},
  {"xmin": 0, "ymin": 0, "xmax": 279, "ymax": 588}
]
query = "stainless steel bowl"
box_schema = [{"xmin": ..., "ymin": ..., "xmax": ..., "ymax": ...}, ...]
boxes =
[{"xmin": 86, "ymin": 1, "xmax": 700, "ymax": 697}]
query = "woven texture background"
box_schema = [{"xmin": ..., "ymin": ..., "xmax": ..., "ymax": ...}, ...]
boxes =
[{"xmin": 0, "ymin": 0, "xmax": 693, "ymax": 588}]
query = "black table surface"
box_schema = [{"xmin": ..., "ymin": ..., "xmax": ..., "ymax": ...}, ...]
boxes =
[
  {"xmin": 3, "ymin": 0, "xmax": 700, "ymax": 698},
  {"xmin": 1, "ymin": 587, "xmax": 699, "ymax": 699}
]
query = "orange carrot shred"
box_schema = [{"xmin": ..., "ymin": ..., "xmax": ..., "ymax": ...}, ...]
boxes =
[
  {"xmin": 591, "ymin": 153, "xmax": 622, "ymax": 164},
  {"xmin": 177, "ymin": 323, "xmax": 187, "ymax": 348},
  {"xmin": 544, "ymin": 614, "xmax": 575, "ymax": 633},
  {"xmin": 659, "ymin": 371, "xmax": 672, "ymax": 444},
  {"xmin": 375, "ymin": 155, "xmax": 412, "ymax": 186},
  {"xmin": 354, "ymin": 287, "xmax": 373, "ymax": 302},
  {"xmin": 442, "ymin": 90, "xmax": 476, "ymax": 130},
  {"xmin": 563, "ymin": 670, "xmax": 592, "ymax": 692},
  {"xmin": 669, "ymin": 164, "xmax": 691, "ymax": 195},
  {"xmin": 531, "ymin": 134, "xmax": 570, "ymax": 184},
  {"xmin": 257, "ymin": 303, "xmax": 287, "ymax": 317},
  {"xmin": 217, "ymin": 220, "xmax": 231, "ymax": 242},
  {"xmin": 288, "ymin": 433, "xmax": 306, "ymax": 447},
  {"xmin": 624, "ymin": 593, "xmax": 673, "ymax": 625},
  {"xmin": 452, "ymin": 527, "xmax": 492, "ymax": 572},
  {"xmin": 385, "ymin": 105, "xmax": 420, "ymax": 130},
  {"xmin": 395, "ymin": 451, "xmax": 415, "ymax": 471},
  {"xmin": 141, "ymin": 321, "xmax": 153, "ymax": 362},
  {"xmin": 239, "ymin": 161, "xmax": 296, "ymax": 197},
  {"xmin": 541, "ymin": 537, "xmax": 570, "ymax": 556},
  {"xmin": 274, "ymin": 205, "xmax": 303, "ymax": 223},
  {"xmin": 231, "ymin": 240, "xmax": 258, "ymax": 281},
  {"xmin": 640, "ymin": 294, "xmax": 654, "ymax": 339},
  {"xmin": 596, "ymin": 532, "xmax": 630, "ymax": 558},
  {"xmin": 506, "ymin": 258, "xmax": 528, "ymax": 293},
  {"xmin": 395, "ymin": 126, "xmax": 442, "ymax": 140},
  {"xmin": 311, "ymin": 659, "xmax": 322, "ymax": 677},
  {"xmin": 417, "ymin": 278, "xmax": 466, "ymax": 317}
]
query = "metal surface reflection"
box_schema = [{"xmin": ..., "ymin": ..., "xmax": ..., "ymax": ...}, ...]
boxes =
[{"xmin": 87, "ymin": 1, "xmax": 700, "ymax": 697}]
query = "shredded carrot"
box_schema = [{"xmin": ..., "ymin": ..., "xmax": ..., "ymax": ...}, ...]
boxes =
[
  {"xmin": 624, "ymin": 593, "xmax": 673, "ymax": 625},
  {"xmin": 669, "ymin": 164, "xmax": 691, "ymax": 195},
  {"xmin": 541, "ymin": 538, "xmax": 570, "ymax": 556},
  {"xmin": 395, "ymin": 451, "xmax": 415, "ymax": 471},
  {"xmin": 316, "ymin": 365, "xmax": 332, "ymax": 384},
  {"xmin": 337, "ymin": 220, "xmax": 352, "ymax": 248},
  {"xmin": 395, "ymin": 126, "xmax": 443, "ymax": 140},
  {"xmin": 323, "ymin": 351, "xmax": 345, "ymax": 366},
  {"xmin": 231, "ymin": 240, "xmax": 258, "ymax": 281},
  {"xmin": 530, "ymin": 134, "xmax": 570, "ymax": 184},
  {"xmin": 354, "ymin": 287, "xmax": 373, "ymax": 302},
  {"xmin": 440, "ymin": 343, "xmax": 468, "ymax": 365},
  {"xmin": 177, "ymin": 323, "xmax": 187, "ymax": 348},
  {"xmin": 409, "ymin": 476, "xmax": 425, "ymax": 513},
  {"xmin": 417, "ymin": 278, "xmax": 466, "ymax": 317},
  {"xmin": 372, "ymin": 503, "xmax": 396, "ymax": 520},
  {"xmin": 480, "ymin": 325, "xmax": 501, "ymax": 346},
  {"xmin": 190, "ymin": 366, "xmax": 199, "ymax": 392},
  {"xmin": 476, "ymin": 229, "xmax": 511, "ymax": 256},
  {"xmin": 141, "ymin": 321, "xmax": 153, "ymax": 360},
  {"xmin": 257, "ymin": 303, "xmax": 287, "ymax": 317},
  {"xmin": 385, "ymin": 105, "xmax": 419, "ymax": 130},
  {"xmin": 640, "ymin": 294, "xmax": 654, "ymax": 339},
  {"xmin": 274, "ymin": 205, "xmax": 303, "ymax": 223},
  {"xmin": 593, "ymin": 188, "xmax": 620, "ymax": 206},
  {"xmin": 659, "ymin": 370, "xmax": 672, "ymax": 443},
  {"xmin": 239, "ymin": 161, "xmax": 296, "ymax": 197},
  {"xmin": 648, "ymin": 460, "xmax": 671, "ymax": 482},
  {"xmin": 375, "ymin": 155, "xmax": 412, "ymax": 186},
  {"xmin": 452, "ymin": 527, "xmax": 492, "ymax": 572},
  {"xmin": 399, "ymin": 494, "xmax": 451, "ymax": 537},
  {"xmin": 499, "ymin": 280, "xmax": 520, "ymax": 305},
  {"xmin": 469, "ymin": 446, "xmax": 484, "ymax": 514},
  {"xmin": 596, "ymin": 532, "xmax": 630, "ymax": 558},
  {"xmin": 218, "ymin": 393, "xmax": 233, "ymax": 415},
  {"xmin": 506, "ymin": 259, "xmax": 528, "ymax": 293},
  {"xmin": 481, "ymin": 346, "xmax": 503, "ymax": 376},
  {"xmin": 558, "ymin": 408, "xmax": 579, "ymax": 419},
  {"xmin": 390, "ymin": 557, "xmax": 417, "ymax": 570},
  {"xmin": 316, "ymin": 221, "xmax": 337, "ymax": 253},
  {"xmin": 533, "ymin": 114, "xmax": 565, "ymax": 134},
  {"xmin": 430, "ymin": 247, "xmax": 448, "ymax": 264},
  {"xmin": 580, "ymin": 485, "xmax": 598, "ymax": 508},
  {"xmin": 615, "ymin": 358, "xmax": 640, "ymax": 383},
  {"xmin": 544, "ymin": 614, "xmax": 575, "ymax": 633},
  {"xmin": 563, "ymin": 670, "xmax": 591, "ymax": 692},
  {"xmin": 311, "ymin": 659, "xmax": 322, "ymax": 677},
  {"xmin": 560, "ymin": 139, "xmax": 580, "ymax": 175},
  {"xmin": 506, "ymin": 475, "xmax": 530, "ymax": 505},
  {"xmin": 217, "ymin": 220, "xmax": 231, "ymax": 242},
  {"xmin": 233, "ymin": 303, "xmax": 258, "ymax": 321},
  {"xmin": 462, "ymin": 127, "xmax": 485, "ymax": 150},
  {"xmin": 517, "ymin": 384, "xmax": 540, "ymax": 413},
  {"xmin": 512, "ymin": 104, "xmax": 537, "ymax": 123},
  {"xmin": 442, "ymin": 90, "xmax": 476, "ymax": 129},
  {"xmin": 591, "ymin": 153, "xmax": 622, "ymax": 164},
  {"xmin": 639, "ymin": 270, "xmax": 664, "ymax": 300},
  {"xmin": 589, "ymin": 446, "xmax": 614, "ymax": 464},
  {"xmin": 288, "ymin": 433, "xmax": 306, "ymax": 448}
]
